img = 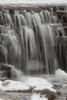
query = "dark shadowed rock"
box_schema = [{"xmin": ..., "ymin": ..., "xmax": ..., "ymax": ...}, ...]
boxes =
[
  {"xmin": 40, "ymin": 89, "xmax": 56, "ymax": 100},
  {"xmin": 0, "ymin": 63, "xmax": 11, "ymax": 70},
  {"xmin": 56, "ymin": 10, "xmax": 66, "ymax": 16},
  {"xmin": 0, "ymin": 63, "xmax": 23, "ymax": 79},
  {"xmin": 62, "ymin": 15, "xmax": 67, "ymax": 23},
  {"xmin": 33, "ymin": 89, "xmax": 56, "ymax": 100},
  {"xmin": 0, "ymin": 63, "xmax": 11, "ymax": 79},
  {"xmin": 0, "ymin": 63, "xmax": 19, "ymax": 79}
]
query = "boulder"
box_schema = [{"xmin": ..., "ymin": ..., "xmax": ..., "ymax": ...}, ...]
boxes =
[
  {"xmin": 0, "ymin": 63, "xmax": 11, "ymax": 70},
  {"xmin": 0, "ymin": 63, "xmax": 19, "ymax": 79},
  {"xmin": 0, "ymin": 63, "xmax": 11, "ymax": 78},
  {"xmin": 33, "ymin": 89, "xmax": 56, "ymax": 100},
  {"xmin": 0, "ymin": 63, "xmax": 23, "ymax": 79}
]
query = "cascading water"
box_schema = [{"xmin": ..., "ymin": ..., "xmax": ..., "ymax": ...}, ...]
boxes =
[{"xmin": 0, "ymin": 8, "xmax": 65, "ymax": 76}]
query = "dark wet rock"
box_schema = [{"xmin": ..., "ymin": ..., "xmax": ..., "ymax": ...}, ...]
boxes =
[
  {"xmin": 33, "ymin": 89, "xmax": 56, "ymax": 100},
  {"xmin": 0, "ymin": 63, "xmax": 19, "ymax": 79},
  {"xmin": 56, "ymin": 10, "xmax": 66, "ymax": 17},
  {"xmin": 62, "ymin": 15, "xmax": 67, "ymax": 23},
  {"xmin": 1, "ymin": 70, "xmax": 11, "ymax": 78},
  {"xmin": 41, "ymin": 89, "xmax": 56, "ymax": 100},
  {"xmin": 56, "ymin": 91, "xmax": 62, "ymax": 97},
  {"xmin": 0, "ymin": 63, "xmax": 11, "ymax": 70},
  {"xmin": 62, "ymin": 23, "xmax": 67, "ymax": 27},
  {"xmin": 0, "ymin": 64, "xmax": 11, "ymax": 78}
]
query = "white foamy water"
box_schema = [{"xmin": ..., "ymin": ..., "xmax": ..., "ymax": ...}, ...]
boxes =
[{"xmin": 0, "ymin": 0, "xmax": 67, "ymax": 4}]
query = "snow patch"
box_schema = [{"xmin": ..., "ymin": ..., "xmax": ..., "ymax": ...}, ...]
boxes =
[
  {"xmin": 0, "ymin": 77, "xmax": 56, "ymax": 94},
  {"xmin": 55, "ymin": 68, "xmax": 67, "ymax": 81},
  {"xmin": 0, "ymin": 99, "xmax": 2, "ymax": 100},
  {"xmin": 31, "ymin": 93, "xmax": 48, "ymax": 100},
  {"xmin": 0, "ymin": 77, "xmax": 56, "ymax": 100},
  {"xmin": 25, "ymin": 77, "xmax": 56, "ymax": 92},
  {"xmin": 0, "ymin": 80, "xmax": 30, "ymax": 91}
]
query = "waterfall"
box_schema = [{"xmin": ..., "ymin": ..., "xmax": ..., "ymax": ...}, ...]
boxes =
[{"xmin": 0, "ymin": 8, "xmax": 65, "ymax": 75}]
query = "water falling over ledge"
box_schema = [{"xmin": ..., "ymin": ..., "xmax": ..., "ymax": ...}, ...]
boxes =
[{"xmin": 0, "ymin": 5, "xmax": 66, "ymax": 77}]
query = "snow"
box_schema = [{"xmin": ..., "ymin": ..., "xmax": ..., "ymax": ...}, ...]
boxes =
[
  {"xmin": 25, "ymin": 77, "xmax": 52, "ymax": 87},
  {"xmin": 0, "ymin": 77, "xmax": 56, "ymax": 100},
  {"xmin": 25, "ymin": 77, "xmax": 56, "ymax": 92},
  {"xmin": 0, "ymin": 77, "xmax": 56, "ymax": 93},
  {"xmin": 0, "ymin": 80, "xmax": 30, "ymax": 91},
  {"xmin": 34, "ymin": 85, "xmax": 56, "ymax": 92},
  {"xmin": 55, "ymin": 68, "xmax": 67, "ymax": 81},
  {"xmin": 0, "ymin": 0, "xmax": 67, "ymax": 5},
  {"xmin": 31, "ymin": 93, "xmax": 48, "ymax": 100}
]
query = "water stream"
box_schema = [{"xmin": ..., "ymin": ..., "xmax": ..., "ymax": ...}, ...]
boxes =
[{"xmin": 0, "ymin": 8, "xmax": 65, "ymax": 76}]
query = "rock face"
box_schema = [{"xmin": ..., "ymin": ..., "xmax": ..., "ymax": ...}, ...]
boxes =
[
  {"xmin": 0, "ymin": 63, "xmax": 11, "ymax": 70},
  {"xmin": 0, "ymin": 63, "xmax": 22, "ymax": 79},
  {"xmin": 0, "ymin": 63, "xmax": 11, "ymax": 79}
]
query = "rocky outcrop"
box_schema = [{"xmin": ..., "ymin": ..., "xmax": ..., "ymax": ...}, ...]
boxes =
[
  {"xmin": 0, "ymin": 63, "xmax": 11, "ymax": 78},
  {"xmin": 0, "ymin": 63, "xmax": 22, "ymax": 79},
  {"xmin": 33, "ymin": 89, "xmax": 56, "ymax": 100}
]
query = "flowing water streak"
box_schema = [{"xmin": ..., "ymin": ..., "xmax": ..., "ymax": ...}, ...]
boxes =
[{"xmin": 0, "ymin": 9, "xmax": 65, "ymax": 75}]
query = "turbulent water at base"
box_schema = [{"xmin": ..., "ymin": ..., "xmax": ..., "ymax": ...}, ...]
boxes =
[{"xmin": 0, "ymin": 8, "xmax": 65, "ymax": 75}]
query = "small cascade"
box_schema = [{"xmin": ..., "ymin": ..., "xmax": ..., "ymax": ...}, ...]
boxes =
[{"xmin": 0, "ymin": 7, "xmax": 66, "ymax": 76}]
